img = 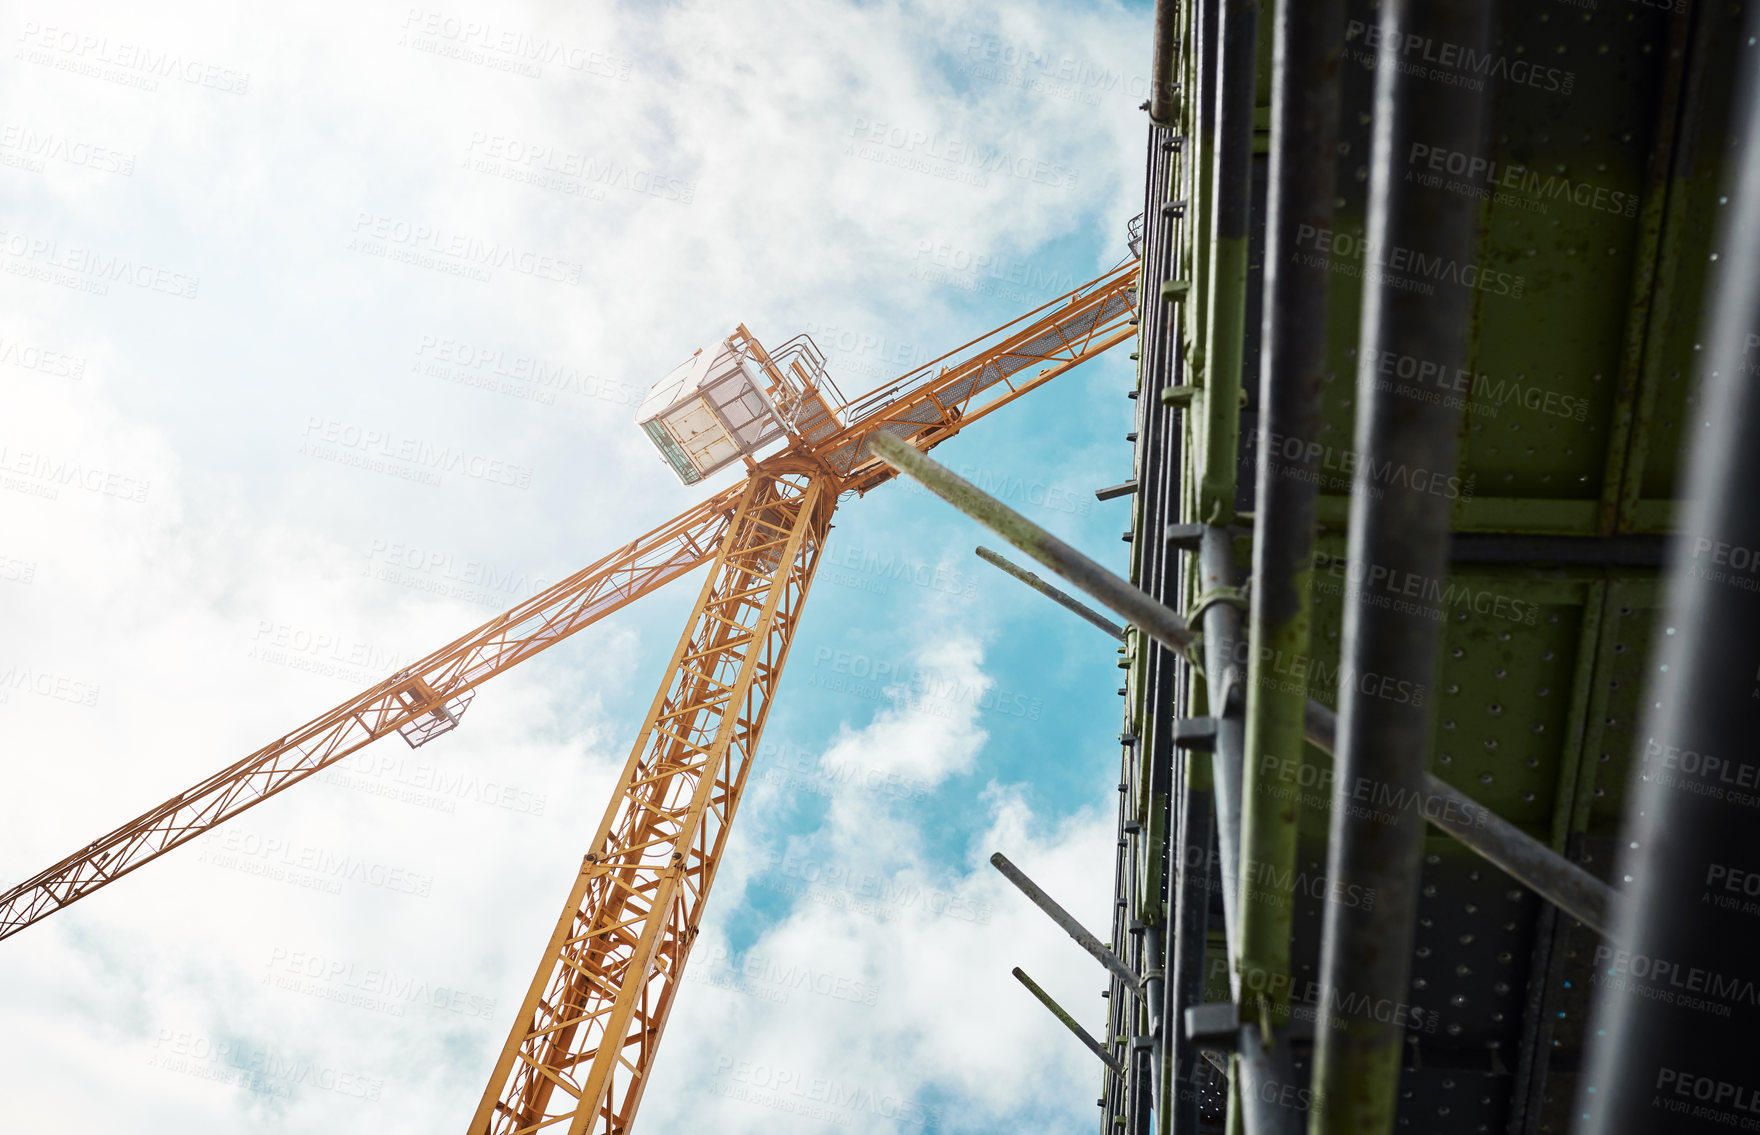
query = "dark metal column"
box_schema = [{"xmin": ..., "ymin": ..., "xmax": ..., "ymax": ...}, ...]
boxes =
[
  {"xmin": 1148, "ymin": 0, "xmax": 1180, "ymax": 127},
  {"xmin": 1126, "ymin": 103, "xmax": 1186, "ymax": 1135},
  {"xmin": 1187, "ymin": 0, "xmax": 1221, "ymax": 379},
  {"xmin": 1305, "ymin": 1, "xmax": 1492, "ymax": 1132},
  {"xmin": 1576, "ymin": 20, "xmax": 1760, "ymax": 1134},
  {"xmin": 1139, "ymin": 82, "xmax": 1196, "ymax": 1133},
  {"xmin": 1169, "ymin": 754, "xmax": 1215, "ymax": 1133},
  {"xmin": 1197, "ymin": 0, "xmax": 1258, "ymax": 523},
  {"xmin": 1236, "ymin": 0, "xmax": 1345, "ymax": 1025},
  {"xmin": 1198, "ymin": 522, "xmax": 1302, "ymax": 1135},
  {"xmin": 1197, "ymin": 524, "xmax": 1247, "ymax": 976}
]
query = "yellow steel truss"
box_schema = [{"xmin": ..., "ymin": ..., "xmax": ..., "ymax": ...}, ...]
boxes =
[
  {"xmin": 0, "ymin": 264, "xmax": 1140, "ymax": 1135},
  {"xmin": 471, "ymin": 472, "xmax": 834, "ymax": 1134}
]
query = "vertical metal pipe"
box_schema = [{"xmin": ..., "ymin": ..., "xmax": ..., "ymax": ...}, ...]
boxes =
[
  {"xmin": 1575, "ymin": 22, "xmax": 1760, "ymax": 1134},
  {"xmin": 1198, "ymin": 0, "xmax": 1258, "ymax": 523},
  {"xmin": 1187, "ymin": 0, "xmax": 1221, "ymax": 400},
  {"xmin": 1135, "ymin": 74, "xmax": 1185, "ymax": 1133},
  {"xmin": 1306, "ymin": 2, "xmax": 1491, "ymax": 1133},
  {"xmin": 1149, "ymin": 0, "xmax": 1180, "ymax": 126},
  {"xmin": 1107, "ymin": 785, "xmax": 1132, "ymax": 1131},
  {"xmin": 1197, "ymin": 524, "xmax": 1246, "ymax": 995},
  {"xmin": 1206, "ymin": 550, "xmax": 1313, "ymax": 1115},
  {"xmin": 1143, "ymin": 922, "xmax": 1166, "ymax": 1103},
  {"xmin": 1237, "ymin": 0, "xmax": 1345, "ymax": 1027},
  {"xmin": 1231, "ymin": 6, "xmax": 1347, "ymax": 1128},
  {"xmin": 1132, "ymin": 1044, "xmax": 1155, "ymax": 1135},
  {"xmin": 1236, "ymin": 1023, "xmax": 1299, "ymax": 1135},
  {"xmin": 1169, "ymin": 753, "xmax": 1215, "ymax": 1134}
]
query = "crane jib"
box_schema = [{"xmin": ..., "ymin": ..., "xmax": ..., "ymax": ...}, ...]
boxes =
[{"xmin": 0, "ymin": 258, "xmax": 1141, "ymax": 1135}]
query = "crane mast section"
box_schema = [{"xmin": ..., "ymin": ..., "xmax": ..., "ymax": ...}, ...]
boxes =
[
  {"xmin": 473, "ymin": 473, "xmax": 832, "ymax": 1135},
  {"xmin": 0, "ymin": 484, "xmax": 746, "ymax": 941}
]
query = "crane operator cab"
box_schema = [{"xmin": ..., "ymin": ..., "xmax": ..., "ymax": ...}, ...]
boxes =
[{"xmin": 635, "ymin": 326, "xmax": 845, "ymax": 485}]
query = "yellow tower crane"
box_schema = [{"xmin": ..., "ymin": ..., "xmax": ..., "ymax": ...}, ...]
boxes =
[{"xmin": 0, "ymin": 260, "xmax": 1139, "ymax": 1134}]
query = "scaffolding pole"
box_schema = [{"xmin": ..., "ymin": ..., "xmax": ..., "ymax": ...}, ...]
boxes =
[
  {"xmin": 976, "ymin": 546, "xmax": 1125, "ymax": 638},
  {"xmin": 1236, "ymin": 0, "xmax": 1345, "ymax": 1035},
  {"xmin": 1196, "ymin": 0, "xmax": 1257, "ymax": 524},
  {"xmin": 1014, "ymin": 967, "xmax": 1126, "ymax": 1075},
  {"xmin": 1305, "ymin": 2, "xmax": 1492, "ymax": 1132},
  {"xmin": 991, "ymin": 853, "xmax": 1141, "ymax": 995},
  {"xmin": 1197, "ymin": 524, "xmax": 1248, "ymax": 983},
  {"xmin": 872, "ymin": 434, "xmax": 1620, "ymax": 927},
  {"xmin": 1168, "ymin": 750, "xmax": 1216, "ymax": 1133},
  {"xmin": 1148, "ymin": 0, "xmax": 1180, "ymax": 127},
  {"xmin": 867, "ymin": 434, "xmax": 1633, "ymax": 1134},
  {"xmin": 1576, "ymin": 19, "xmax": 1760, "ymax": 1132}
]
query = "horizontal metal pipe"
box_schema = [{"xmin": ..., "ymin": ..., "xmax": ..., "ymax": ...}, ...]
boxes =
[
  {"xmin": 1445, "ymin": 533, "xmax": 1667, "ymax": 567},
  {"xmin": 1301, "ymin": 703, "xmax": 1616, "ymax": 937},
  {"xmin": 976, "ymin": 546, "xmax": 1125, "ymax": 638},
  {"xmin": 872, "ymin": 437, "xmax": 1620, "ymax": 939},
  {"xmin": 871, "ymin": 436, "xmax": 1196, "ymax": 656},
  {"xmin": 1013, "ymin": 966, "xmax": 1125, "ymax": 1074},
  {"xmin": 991, "ymin": 852, "xmax": 1141, "ymax": 996}
]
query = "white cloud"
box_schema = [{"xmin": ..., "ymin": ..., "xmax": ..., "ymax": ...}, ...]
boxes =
[
  {"xmin": 0, "ymin": 0, "xmax": 1145, "ymax": 1128},
  {"xmin": 643, "ymin": 638, "xmax": 1117, "ymax": 1135}
]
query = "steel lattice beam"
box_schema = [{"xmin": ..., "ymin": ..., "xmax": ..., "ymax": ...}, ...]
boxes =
[
  {"xmin": 0, "ymin": 486, "xmax": 746, "ymax": 941},
  {"xmin": 472, "ymin": 473, "xmax": 833, "ymax": 1135},
  {"xmin": 0, "ymin": 264, "xmax": 1138, "ymax": 948},
  {"xmin": 0, "ymin": 262, "xmax": 1140, "ymax": 1135}
]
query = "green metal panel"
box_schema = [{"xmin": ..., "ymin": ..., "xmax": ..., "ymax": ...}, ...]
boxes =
[
  {"xmin": 1303, "ymin": 2, "xmax": 1702, "ymax": 537},
  {"xmin": 1618, "ymin": 2, "xmax": 1747, "ymax": 527},
  {"xmin": 1571, "ymin": 579, "xmax": 1664, "ymax": 839},
  {"xmin": 1116, "ymin": 0, "xmax": 1753, "ymax": 1130},
  {"xmin": 1294, "ymin": 539, "xmax": 1615, "ymax": 841}
]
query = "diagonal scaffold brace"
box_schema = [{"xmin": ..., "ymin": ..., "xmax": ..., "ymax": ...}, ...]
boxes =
[{"xmin": 868, "ymin": 433, "xmax": 1620, "ymax": 939}]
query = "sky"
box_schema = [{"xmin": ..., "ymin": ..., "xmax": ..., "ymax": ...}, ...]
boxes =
[{"xmin": 0, "ymin": 1, "xmax": 1155, "ymax": 1130}]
